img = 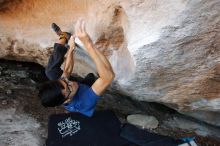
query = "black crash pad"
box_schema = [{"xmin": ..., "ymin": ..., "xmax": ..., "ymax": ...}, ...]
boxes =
[
  {"xmin": 46, "ymin": 110, "xmax": 130, "ymax": 146},
  {"xmin": 120, "ymin": 124, "xmax": 179, "ymax": 146}
]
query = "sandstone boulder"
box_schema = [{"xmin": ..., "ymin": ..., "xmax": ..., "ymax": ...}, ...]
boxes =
[{"xmin": 0, "ymin": 0, "xmax": 220, "ymax": 126}]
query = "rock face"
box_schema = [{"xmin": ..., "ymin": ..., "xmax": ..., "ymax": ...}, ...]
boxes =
[{"xmin": 0, "ymin": 0, "xmax": 220, "ymax": 126}]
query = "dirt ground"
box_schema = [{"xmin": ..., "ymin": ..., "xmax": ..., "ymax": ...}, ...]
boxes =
[{"xmin": 0, "ymin": 59, "xmax": 220, "ymax": 146}]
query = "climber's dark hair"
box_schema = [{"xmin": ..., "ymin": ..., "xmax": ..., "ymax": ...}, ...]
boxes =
[{"xmin": 38, "ymin": 80, "xmax": 65, "ymax": 107}]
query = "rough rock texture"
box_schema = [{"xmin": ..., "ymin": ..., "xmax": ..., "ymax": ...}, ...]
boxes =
[{"xmin": 0, "ymin": 0, "xmax": 220, "ymax": 126}]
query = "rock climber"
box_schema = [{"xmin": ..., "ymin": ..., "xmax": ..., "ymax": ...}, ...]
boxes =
[{"xmin": 38, "ymin": 19, "xmax": 115, "ymax": 117}]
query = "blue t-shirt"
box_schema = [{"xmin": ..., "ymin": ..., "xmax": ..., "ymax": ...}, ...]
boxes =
[{"xmin": 63, "ymin": 83, "xmax": 101, "ymax": 117}]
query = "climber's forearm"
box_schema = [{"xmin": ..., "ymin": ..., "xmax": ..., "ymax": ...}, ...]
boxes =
[
  {"xmin": 61, "ymin": 36, "xmax": 76, "ymax": 78},
  {"xmin": 62, "ymin": 47, "xmax": 75, "ymax": 78},
  {"xmin": 83, "ymin": 40, "xmax": 114, "ymax": 82},
  {"xmin": 94, "ymin": 48, "xmax": 114, "ymax": 73}
]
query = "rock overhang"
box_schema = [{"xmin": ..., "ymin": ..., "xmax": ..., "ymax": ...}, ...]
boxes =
[{"xmin": 1, "ymin": 0, "xmax": 220, "ymax": 126}]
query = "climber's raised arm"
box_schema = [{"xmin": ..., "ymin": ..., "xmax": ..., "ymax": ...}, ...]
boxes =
[
  {"xmin": 61, "ymin": 36, "xmax": 76, "ymax": 79},
  {"xmin": 75, "ymin": 19, "xmax": 115, "ymax": 96}
]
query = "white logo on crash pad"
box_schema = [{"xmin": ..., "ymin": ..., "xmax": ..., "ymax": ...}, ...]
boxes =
[{"xmin": 57, "ymin": 117, "xmax": 80, "ymax": 138}]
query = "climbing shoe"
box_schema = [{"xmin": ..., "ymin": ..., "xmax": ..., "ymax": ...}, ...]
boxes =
[
  {"xmin": 59, "ymin": 32, "xmax": 71, "ymax": 44},
  {"xmin": 51, "ymin": 23, "xmax": 71, "ymax": 44},
  {"xmin": 51, "ymin": 23, "xmax": 62, "ymax": 35}
]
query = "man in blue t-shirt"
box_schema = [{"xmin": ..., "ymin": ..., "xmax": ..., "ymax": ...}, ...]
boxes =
[{"xmin": 39, "ymin": 19, "xmax": 115, "ymax": 117}]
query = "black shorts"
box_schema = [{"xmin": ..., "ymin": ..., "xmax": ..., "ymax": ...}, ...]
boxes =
[
  {"xmin": 45, "ymin": 43, "xmax": 67, "ymax": 80},
  {"xmin": 45, "ymin": 43, "xmax": 97, "ymax": 86}
]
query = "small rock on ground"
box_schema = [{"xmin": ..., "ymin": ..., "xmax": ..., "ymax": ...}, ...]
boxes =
[{"xmin": 127, "ymin": 114, "xmax": 159, "ymax": 129}]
